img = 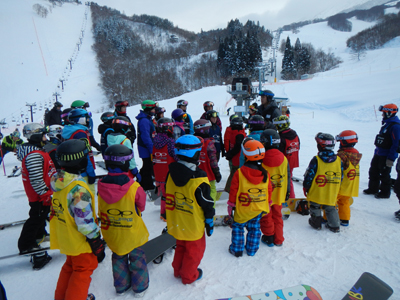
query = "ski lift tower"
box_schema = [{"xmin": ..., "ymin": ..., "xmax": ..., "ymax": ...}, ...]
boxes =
[
  {"xmin": 26, "ymin": 102, "xmax": 37, "ymax": 123},
  {"xmin": 226, "ymin": 78, "xmax": 258, "ymax": 117}
]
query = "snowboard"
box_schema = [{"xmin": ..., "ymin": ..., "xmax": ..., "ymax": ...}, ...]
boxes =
[
  {"xmin": 0, "ymin": 219, "xmax": 26, "ymax": 230},
  {"xmin": 214, "ymin": 215, "xmax": 233, "ymax": 226},
  {"xmin": 281, "ymin": 202, "xmax": 291, "ymax": 220},
  {"xmin": 95, "ymin": 161, "xmax": 107, "ymax": 171},
  {"xmin": 141, "ymin": 229, "xmax": 176, "ymax": 264},
  {"xmin": 216, "ymin": 284, "xmax": 322, "ymax": 300},
  {"xmin": 287, "ymin": 198, "xmax": 308, "ymax": 212},
  {"xmin": 7, "ymin": 166, "xmax": 22, "ymax": 178},
  {"xmin": 0, "ymin": 246, "xmax": 50, "ymax": 261},
  {"xmin": 341, "ymin": 272, "xmax": 393, "ymax": 300}
]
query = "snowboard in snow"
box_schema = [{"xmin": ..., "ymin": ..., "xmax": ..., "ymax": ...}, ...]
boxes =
[
  {"xmin": 96, "ymin": 161, "xmax": 107, "ymax": 171},
  {"xmin": 7, "ymin": 166, "xmax": 22, "ymax": 178},
  {"xmin": 341, "ymin": 272, "xmax": 393, "ymax": 300},
  {"xmin": 214, "ymin": 215, "xmax": 233, "ymax": 226},
  {"xmin": 141, "ymin": 229, "xmax": 176, "ymax": 264},
  {"xmin": 0, "ymin": 246, "xmax": 51, "ymax": 261},
  {"xmin": 287, "ymin": 198, "xmax": 308, "ymax": 212},
  {"xmin": 281, "ymin": 202, "xmax": 291, "ymax": 220},
  {"xmin": 216, "ymin": 284, "xmax": 322, "ymax": 300}
]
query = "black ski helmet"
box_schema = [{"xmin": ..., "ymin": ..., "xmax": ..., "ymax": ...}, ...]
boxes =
[
  {"xmin": 315, "ymin": 132, "xmax": 335, "ymax": 151},
  {"xmin": 28, "ymin": 133, "xmax": 46, "ymax": 148},
  {"xmin": 248, "ymin": 115, "xmax": 265, "ymax": 131},
  {"xmin": 104, "ymin": 144, "xmax": 133, "ymax": 172},
  {"xmin": 100, "ymin": 112, "xmax": 115, "ymax": 125},
  {"xmin": 205, "ymin": 110, "xmax": 218, "ymax": 121},
  {"xmin": 112, "ymin": 116, "xmax": 131, "ymax": 134},
  {"xmin": 260, "ymin": 129, "xmax": 281, "ymax": 150},
  {"xmin": 230, "ymin": 116, "xmax": 244, "ymax": 129},
  {"xmin": 157, "ymin": 117, "xmax": 174, "ymax": 136},
  {"xmin": 61, "ymin": 108, "xmax": 73, "ymax": 125},
  {"xmin": 54, "ymin": 101, "xmax": 63, "ymax": 108},
  {"xmin": 56, "ymin": 139, "xmax": 89, "ymax": 171}
]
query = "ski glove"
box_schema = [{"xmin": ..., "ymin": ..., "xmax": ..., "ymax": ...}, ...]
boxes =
[
  {"xmin": 131, "ymin": 167, "xmax": 141, "ymax": 182},
  {"xmin": 87, "ymin": 236, "xmax": 106, "ymax": 263},
  {"xmin": 212, "ymin": 168, "xmax": 222, "ymax": 183},
  {"xmin": 205, "ymin": 218, "xmax": 214, "ymax": 237},
  {"xmin": 88, "ymin": 176, "xmax": 96, "ymax": 185},
  {"xmin": 386, "ymin": 159, "xmax": 394, "ymax": 168},
  {"xmin": 227, "ymin": 202, "xmax": 236, "ymax": 218}
]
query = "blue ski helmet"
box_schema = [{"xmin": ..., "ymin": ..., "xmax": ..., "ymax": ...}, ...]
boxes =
[
  {"xmin": 175, "ymin": 135, "xmax": 202, "ymax": 159},
  {"xmin": 67, "ymin": 109, "xmax": 90, "ymax": 126}
]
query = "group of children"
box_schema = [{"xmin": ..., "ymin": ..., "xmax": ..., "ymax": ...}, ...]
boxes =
[{"xmin": 12, "ymin": 95, "xmax": 364, "ymax": 300}]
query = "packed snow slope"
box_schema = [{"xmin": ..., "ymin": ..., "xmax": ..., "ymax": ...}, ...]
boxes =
[{"xmin": 1, "ymin": 1, "xmax": 400, "ymax": 300}]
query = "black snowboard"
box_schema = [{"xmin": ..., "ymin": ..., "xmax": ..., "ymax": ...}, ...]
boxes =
[
  {"xmin": 141, "ymin": 230, "xmax": 176, "ymax": 264},
  {"xmin": 341, "ymin": 272, "xmax": 393, "ymax": 300}
]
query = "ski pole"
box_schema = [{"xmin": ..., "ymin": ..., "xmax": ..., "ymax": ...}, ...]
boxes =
[{"xmin": 0, "ymin": 147, "xmax": 5, "ymax": 176}]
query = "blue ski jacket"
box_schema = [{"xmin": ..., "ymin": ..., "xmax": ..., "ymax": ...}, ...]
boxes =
[
  {"xmin": 374, "ymin": 116, "xmax": 400, "ymax": 162},
  {"xmin": 136, "ymin": 111, "xmax": 155, "ymax": 158}
]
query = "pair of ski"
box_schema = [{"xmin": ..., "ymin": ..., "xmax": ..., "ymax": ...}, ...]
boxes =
[
  {"xmin": 216, "ymin": 272, "xmax": 393, "ymax": 300},
  {"xmin": 7, "ymin": 165, "xmax": 21, "ymax": 178}
]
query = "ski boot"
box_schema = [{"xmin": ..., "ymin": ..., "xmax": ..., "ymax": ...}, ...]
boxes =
[
  {"xmin": 325, "ymin": 223, "xmax": 340, "ymax": 233},
  {"xmin": 261, "ymin": 235, "xmax": 274, "ymax": 247},
  {"xmin": 308, "ymin": 215, "xmax": 323, "ymax": 230},
  {"xmin": 394, "ymin": 209, "xmax": 400, "ymax": 222},
  {"xmin": 31, "ymin": 251, "xmax": 52, "ymax": 270}
]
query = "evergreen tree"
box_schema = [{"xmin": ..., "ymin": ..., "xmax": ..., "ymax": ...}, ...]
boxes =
[
  {"xmin": 281, "ymin": 37, "xmax": 296, "ymax": 80},
  {"xmin": 298, "ymin": 46, "xmax": 311, "ymax": 76}
]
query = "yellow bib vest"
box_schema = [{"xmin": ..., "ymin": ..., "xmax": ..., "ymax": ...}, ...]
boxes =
[
  {"xmin": 98, "ymin": 182, "xmax": 149, "ymax": 256},
  {"xmin": 234, "ymin": 169, "xmax": 270, "ymax": 223},
  {"xmin": 50, "ymin": 180, "xmax": 96, "ymax": 256},
  {"xmin": 165, "ymin": 175, "xmax": 209, "ymax": 241},
  {"xmin": 339, "ymin": 161, "xmax": 359, "ymax": 197},
  {"xmin": 307, "ymin": 156, "xmax": 341, "ymax": 206},
  {"xmin": 262, "ymin": 157, "xmax": 288, "ymax": 206}
]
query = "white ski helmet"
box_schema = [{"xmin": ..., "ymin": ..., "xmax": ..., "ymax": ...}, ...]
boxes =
[{"xmin": 23, "ymin": 123, "xmax": 44, "ymax": 139}]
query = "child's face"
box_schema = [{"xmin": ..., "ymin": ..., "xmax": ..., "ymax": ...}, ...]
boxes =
[{"xmin": 210, "ymin": 116, "xmax": 218, "ymax": 124}]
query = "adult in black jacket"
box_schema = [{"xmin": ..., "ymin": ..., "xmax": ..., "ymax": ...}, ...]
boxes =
[
  {"xmin": 257, "ymin": 90, "xmax": 281, "ymax": 122},
  {"xmin": 45, "ymin": 101, "xmax": 63, "ymax": 126}
]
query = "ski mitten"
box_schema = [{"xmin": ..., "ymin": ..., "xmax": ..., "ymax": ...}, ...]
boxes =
[
  {"xmin": 205, "ymin": 218, "xmax": 214, "ymax": 237},
  {"xmin": 87, "ymin": 236, "xmax": 106, "ymax": 263}
]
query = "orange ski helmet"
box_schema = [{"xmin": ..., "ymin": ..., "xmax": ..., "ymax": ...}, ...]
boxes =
[
  {"xmin": 241, "ymin": 138, "xmax": 265, "ymax": 161},
  {"xmin": 379, "ymin": 103, "xmax": 398, "ymax": 119},
  {"xmin": 336, "ymin": 130, "xmax": 358, "ymax": 147}
]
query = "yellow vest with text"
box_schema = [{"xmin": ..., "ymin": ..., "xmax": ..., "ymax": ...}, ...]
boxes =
[
  {"xmin": 339, "ymin": 161, "xmax": 359, "ymax": 197},
  {"xmin": 165, "ymin": 175, "xmax": 209, "ymax": 241},
  {"xmin": 262, "ymin": 157, "xmax": 288, "ymax": 206},
  {"xmin": 307, "ymin": 156, "xmax": 341, "ymax": 206},
  {"xmin": 98, "ymin": 182, "xmax": 149, "ymax": 256},
  {"xmin": 234, "ymin": 169, "xmax": 270, "ymax": 223},
  {"xmin": 50, "ymin": 180, "xmax": 95, "ymax": 256}
]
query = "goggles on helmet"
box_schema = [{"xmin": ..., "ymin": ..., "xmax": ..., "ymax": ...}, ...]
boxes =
[
  {"xmin": 75, "ymin": 102, "xmax": 90, "ymax": 109},
  {"xmin": 259, "ymin": 90, "xmax": 274, "ymax": 97},
  {"xmin": 204, "ymin": 101, "xmax": 214, "ymax": 107},
  {"xmin": 379, "ymin": 105, "xmax": 398, "ymax": 112},
  {"xmin": 178, "ymin": 100, "xmax": 189, "ymax": 106},
  {"xmin": 209, "ymin": 111, "xmax": 218, "ymax": 118},
  {"xmin": 113, "ymin": 119, "xmax": 131, "ymax": 126},
  {"xmin": 116, "ymin": 101, "xmax": 129, "ymax": 107},
  {"xmin": 103, "ymin": 152, "xmax": 134, "ymax": 162}
]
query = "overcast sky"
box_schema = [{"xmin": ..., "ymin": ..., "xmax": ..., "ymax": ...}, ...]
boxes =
[{"xmin": 93, "ymin": 0, "xmax": 375, "ymax": 32}]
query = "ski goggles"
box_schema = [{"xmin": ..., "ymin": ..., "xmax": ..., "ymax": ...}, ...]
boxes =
[
  {"xmin": 116, "ymin": 101, "xmax": 129, "ymax": 107},
  {"xmin": 104, "ymin": 152, "xmax": 134, "ymax": 162},
  {"xmin": 249, "ymin": 105, "xmax": 257, "ymax": 111},
  {"xmin": 156, "ymin": 107, "xmax": 166, "ymax": 114},
  {"xmin": 178, "ymin": 100, "xmax": 189, "ymax": 106},
  {"xmin": 113, "ymin": 119, "xmax": 131, "ymax": 126},
  {"xmin": 159, "ymin": 122, "xmax": 175, "ymax": 127},
  {"xmin": 379, "ymin": 105, "xmax": 398, "ymax": 112},
  {"xmin": 208, "ymin": 111, "xmax": 219, "ymax": 118},
  {"xmin": 75, "ymin": 102, "xmax": 90, "ymax": 109},
  {"xmin": 204, "ymin": 101, "xmax": 214, "ymax": 107},
  {"xmin": 259, "ymin": 91, "xmax": 274, "ymax": 97},
  {"xmin": 336, "ymin": 134, "xmax": 358, "ymax": 141}
]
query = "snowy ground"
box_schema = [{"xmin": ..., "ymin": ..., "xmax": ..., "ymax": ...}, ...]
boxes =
[{"xmin": 1, "ymin": 1, "xmax": 400, "ymax": 300}]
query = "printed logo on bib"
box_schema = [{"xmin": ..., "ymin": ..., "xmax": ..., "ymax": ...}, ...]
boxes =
[
  {"xmin": 270, "ymin": 173, "xmax": 285, "ymax": 188},
  {"xmin": 100, "ymin": 209, "xmax": 134, "ymax": 231},
  {"xmin": 315, "ymin": 171, "xmax": 341, "ymax": 187},
  {"xmin": 165, "ymin": 192, "xmax": 194, "ymax": 215},
  {"xmin": 50, "ymin": 198, "xmax": 65, "ymax": 223},
  {"xmin": 238, "ymin": 188, "xmax": 267, "ymax": 207}
]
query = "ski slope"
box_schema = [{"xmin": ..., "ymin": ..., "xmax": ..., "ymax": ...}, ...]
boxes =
[{"xmin": 1, "ymin": 1, "xmax": 400, "ymax": 300}]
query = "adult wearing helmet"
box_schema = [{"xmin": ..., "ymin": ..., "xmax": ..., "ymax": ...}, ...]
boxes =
[
  {"xmin": 364, "ymin": 104, "xmax": 400, "ymax": 198},
  {"xmin": 257, "ymin": 90, "xmax": 281, "ymax": 123},
  {"xmin": 303, "ymin": 133, "xmax": 343, "ymax": 232},
  {"xmin": 107, "ymin": 116, "xmax": 140, "ymax": 181},
  {"xmin": 227, "ymin": 138, "xmax": 271, "ymax": 257},
  {"xmin": 177, "ymin": 100, "xmax": 194, "ymax": 134},
  {"xmin": 71, "ymin": 100, "xmax": 101, "ymax": 152},
  {"xmin": 136, "ymin": 100, "xmax": 157, "ymax": 191},
  {"xmin": 98, "ymin": 112, "xmax": 115, "ymax": 156},
  {"xmin": 260, "ymin": 129, "xmax": 290, "ymax": 247},
  {"xmin": 17, "ymin": 127, "xmax": 56, "ymax": 269},
  {"xmin": 239, "ymin": 115, "xmax": 265, "ymax": 167},
  {"xmin": 200, "ymin": 101, "xmax": 222, "ymax": 130},
  {"xmin": 153, "ymin": 118, "xmax": 179, "ymax": 221},
  {"xmin": 273, "ymin": 115, "xmax": 300, "ymax": 198},
  {"xmin": 114, "ymin": 100, "xmax": 136, "ymax": 144},
  {"xmin": 0, "ymin": 129, "xmax": 23, "ymax": 166},
  {"xmin": 154, "ymin": 106, "xmax": 166, "ymax": 125},
  {"xmin": 98, "ymin": 144, "xmax": 149, "ymax": 296},
  {"xmin": 45, "ymin": 101, "xmax": 63, "ymax": 126},
  {"xmin": 165, "ymin": 135, "xmax": 215, "ymax": 284},
  {"xmin": 43, "ymin": 125, "xmax": 64, "ymax": 169},
  {"xmin": 206, "ymin": 110, "xmax": 225, "ymax": 160},
  {"xmin": 51, "ymin": 139, "xmax": 105, "ymax": 300},
  {"xmin": 61, "ymin": 109, "xmax": 96, "ymax": 186}
]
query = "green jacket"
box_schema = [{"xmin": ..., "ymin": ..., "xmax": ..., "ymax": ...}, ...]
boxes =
[{"xmin": 1, "ymin": 135, "xmax": 23, "ymax": 152}]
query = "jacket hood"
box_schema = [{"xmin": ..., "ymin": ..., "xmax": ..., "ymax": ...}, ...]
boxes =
[
  {"xmin": 62, "ymin": 124, "xmax": 88, "ymax": 139},
  {"xmin": 16, "ymin": 143, "xmax": 40, "ymax": 161},
  {"xmin": 280, "ymin": 128, "xmax": 297, "ymax": 139},
  {"xmin": 136, "ymin": 110, "xmax": 150, "ymax": 121},
  {"xmin": 98, "ymin": 173, "xmax": 133, "ymax": 204},
  {"xmin": 169, "ymin": 161, "xmax": 203, "ymax": 187},
  {"xmin": 240, "ymin": 164, "xmax": 265, "ymax": 185},
  {"xmin": 98, "ymin": 123, "xmax": 112, "ymax": 135},
  {"xmin": 107, "ymin": 132, "xmax": 128, "ymax": 145},
  {"xmin": 50, "ymin": 170, "xmax": 84, "ymax": 192},
  {"xmin": 382, "ymin": 115, "xmax": 400, "ymax": 125},
  {"xmin": 337, "ymin": 149, "xmax": 362, "ymax": 169},
  {"xmin": 263, "ymin": 149, "xmax": 284, "ymax": 167},
  {"xmin": 317, "ymin": 150, "xmax": 338, "ymax": 163}
]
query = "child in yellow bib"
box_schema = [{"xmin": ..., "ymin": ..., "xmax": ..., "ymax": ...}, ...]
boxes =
[
  {"xmin": 228, "ymin": 138, "xmax": 272, "ymax": 257},
  {"xmin": 50, "ymin": 140, "xmax": 105, "ymax": 300},
  {"xmin": 98, "ymin": 144, "xmax": 149, "ymax": 297},
  {"xmin": 303, "ymin": 133, "xmax": 343, "ymax": 233},
  {"xmin": 335, "ymin": 130, "xmax": 362, "ymax": 226}
]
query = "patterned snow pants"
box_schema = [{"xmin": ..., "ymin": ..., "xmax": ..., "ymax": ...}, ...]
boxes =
[
  {"xmin": 229, "ymin": 213, "xmax": 262, "ymax": 256},
  {"xmin": 112, "ymin": 247, "xmax": 149, "ymax": 294}
]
